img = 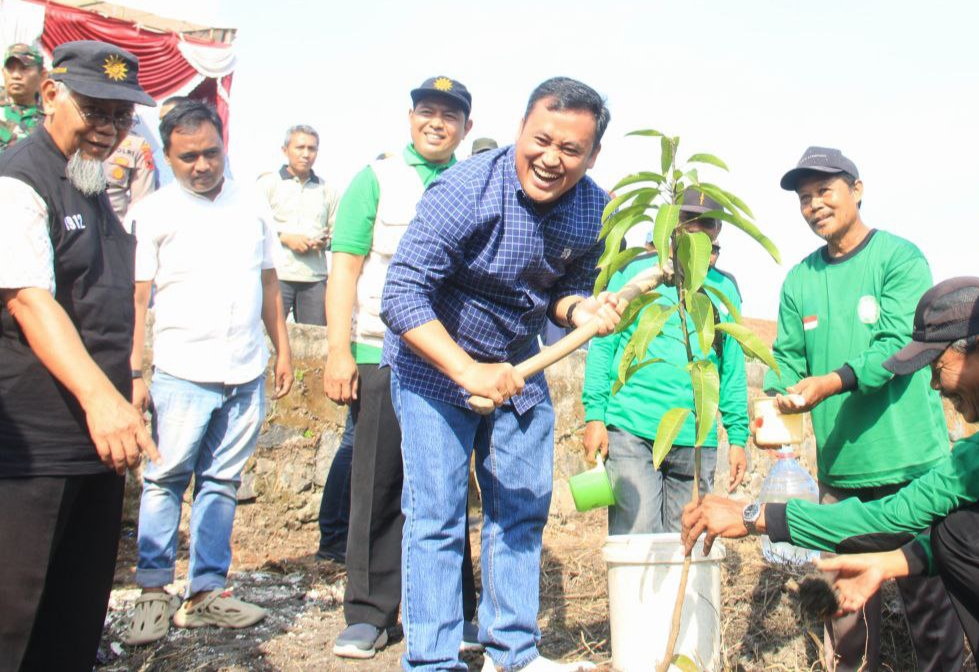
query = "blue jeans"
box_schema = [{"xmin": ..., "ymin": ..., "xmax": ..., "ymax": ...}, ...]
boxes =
[
  {"xmin": 136, "ymin": 370, "xmax": 265, "ymax": 596},
  {"xmin": 392, "ymin": 372, "xmax": 553, "ymax": 672},
  {"xmin": 317, "ymin": 409, "xmax": 356, "ymax": 554},
  {"xmin": 605, "ymin": 427, "xmax": 716, "ymax": 535}
]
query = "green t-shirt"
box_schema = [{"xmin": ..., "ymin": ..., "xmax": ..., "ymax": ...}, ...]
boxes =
[
  {"xmin": 582, "ymin": 253, "xmax": 749, "ymax": 448},
  {"xmin": 764, "ymin": 230, "xmax": 948, "ymax": 487},
  {"xmin": 331, "ymin": 144, "xmax": 456, "ymax": 363}
]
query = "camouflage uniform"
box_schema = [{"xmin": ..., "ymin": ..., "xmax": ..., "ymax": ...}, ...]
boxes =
[
  {"xmin": 0, "ymin": 44, "xmax": 45, "ymax": 154},
  {"xmin": 0, "ymin": 99, "xmax": 42, "ymax": 154},
  {"xmin": 104, "ymin": 130, "xmax": 158, "ymax": 220}
]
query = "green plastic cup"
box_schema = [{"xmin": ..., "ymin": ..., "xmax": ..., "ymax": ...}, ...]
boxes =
[{"xmin": 569, "ymin": 452, "xmax": 616, "ymax": 512}]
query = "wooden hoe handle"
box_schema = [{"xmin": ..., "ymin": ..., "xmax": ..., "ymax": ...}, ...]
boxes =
[{"xmin": 467, "ymin": 265, "xmax": 670, "ymax": 415}]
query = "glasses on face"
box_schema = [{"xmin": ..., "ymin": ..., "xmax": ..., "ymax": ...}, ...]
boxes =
[
  {"xmin": 68, "ymin": 94, "xmax": 136, "ymax": 131},
  {"xmin": 711, "ymin": 244, "xmax": 721, "ymax": 255}
]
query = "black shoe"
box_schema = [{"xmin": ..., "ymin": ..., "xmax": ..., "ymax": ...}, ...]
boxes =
[{"xmin": 316, "ymin": 547, "xmax": 346, "ymax": 564}]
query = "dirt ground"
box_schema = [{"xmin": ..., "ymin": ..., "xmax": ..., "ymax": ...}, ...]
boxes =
[{"xmin": 97, "ymin": 490, "xmax": 977, "ymax": 672}]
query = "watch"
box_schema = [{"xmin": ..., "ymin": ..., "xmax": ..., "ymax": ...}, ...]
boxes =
[
  {"xmin": 742, "ymin": 501, "xmax": 762, "ymax": 535},
  {"xmin": 565, "ymin": 299, "xmax": 583, "ymax": 327},
  {"xmin": 131, "ymin": 369, "xmax": 143, "ymax": 379}
]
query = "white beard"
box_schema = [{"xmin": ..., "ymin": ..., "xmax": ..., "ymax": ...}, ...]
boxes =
[{"xmin": 65, "ymin": 150, "xmax": 107, "ymax": 196}]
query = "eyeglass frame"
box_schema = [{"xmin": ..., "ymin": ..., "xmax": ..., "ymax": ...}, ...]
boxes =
[{"xmin": 66, "ymin": 92, "xmax": 137, "ymax": 131}]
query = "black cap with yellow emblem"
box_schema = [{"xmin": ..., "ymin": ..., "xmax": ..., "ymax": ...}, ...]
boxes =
[
  {"xmin": 410, "ymin": 76, "xmax": 471, "ymax": 116},
  {"xmin": 49, "ymin": 40, "xmax": 155, "ymax": 107},
  {"xmin": 680, "ymin": 187, "xmax": 723, "ymax": 215}
]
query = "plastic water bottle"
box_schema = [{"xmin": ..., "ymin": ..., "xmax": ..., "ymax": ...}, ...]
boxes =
[{"xmin": 760, "ymin": 446, "xmax": 819, "ymax": 565}]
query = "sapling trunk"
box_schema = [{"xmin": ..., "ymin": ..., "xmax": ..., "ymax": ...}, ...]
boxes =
[
  {"xmin": 656, "ymin": 259, "xmax": 701, "ymax": 672},
  {"xmin": 597, "ymin": 131, "xmax": 780, "ymax": 671}
]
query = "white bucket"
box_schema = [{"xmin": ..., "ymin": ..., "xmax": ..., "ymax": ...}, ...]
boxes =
[{"xmin": 602, "ymin": 533, "xmax": 725, "ymax": 671}]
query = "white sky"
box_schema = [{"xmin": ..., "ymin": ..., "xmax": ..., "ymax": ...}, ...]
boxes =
[{"xmin": 130, "ymin": 0, "xmax": 979, "ymax": 319}]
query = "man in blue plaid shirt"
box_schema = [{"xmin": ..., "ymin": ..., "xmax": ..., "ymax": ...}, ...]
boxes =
[{"xmin": 382, "ymin": 77, "xmax": 621, "ymax": 672}]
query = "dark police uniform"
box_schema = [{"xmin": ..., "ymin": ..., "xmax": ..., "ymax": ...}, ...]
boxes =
[{"xmin": 0, "ymin": 35, "xmax": 155, "ymax": 669}]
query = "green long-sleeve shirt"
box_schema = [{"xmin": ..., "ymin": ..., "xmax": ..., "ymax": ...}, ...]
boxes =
[
  {"xmin": 765, "ymin": 432, "xmax": 979, "ymax": 575},
  {"xmin": 582, "ymin": 253, "xmax": 749, "ymax": 448},
  {"xmin": 764, "ymin": 230, "xmax": 948, "ymax": 487}
]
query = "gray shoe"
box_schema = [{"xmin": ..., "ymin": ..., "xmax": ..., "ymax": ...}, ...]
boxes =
[
  {"xmin": 460, "ymin": 620, "xmax": 483, "ymax": 652},
  {"xmin": 333, "ymin": 622, "xmax": 388, "ymax": 659}
]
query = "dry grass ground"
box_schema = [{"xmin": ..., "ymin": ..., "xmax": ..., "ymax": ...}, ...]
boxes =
[{"xmin": 98, "ymin": 491, "xmax": 975, "ymax": 671}]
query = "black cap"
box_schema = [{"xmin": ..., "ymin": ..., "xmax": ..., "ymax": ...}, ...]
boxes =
[
  {"xmin": 410, "ymin": 76, "xmax": 471, "ymax": 116},
  {"xmin": 883, "ymin": 277, "xmax": 979, "ymax": 375},
  {"xmin": 680, "ymin": 187, "xmax": 723, "ymax": 215},
  {"xmin": 780, "ymin": 146, "xmax": 859, "ymax": 191},
  {"xmin": 471, "ymin": 137, "xmax": 498, "ymax": 154},
  {"xmin": 49, "ymin": 40, "xmax": 155, "ymax": 107}
]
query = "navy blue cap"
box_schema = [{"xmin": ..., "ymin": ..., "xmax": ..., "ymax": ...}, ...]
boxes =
[
  {"xmin": 411, "ymin": 76, "xmax": 471, "ymax": 116},
  {"xmin": 49, "ymin": 40, "xmax": 155, "ymax": 107},
  {"xmin": 780, "ymin": 146, "xmax": 859, "ymax": 191}
]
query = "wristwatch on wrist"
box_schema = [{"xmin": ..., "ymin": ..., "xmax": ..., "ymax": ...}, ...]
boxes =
[
  {"xmin": 131, "ymin": 369, "xmax": 143, "ymax": 380},
  {"xmin": 565, "ymin": 299, "xmax": 583, "ymax": 327},
  {"xmin": 742, "ymin": 501, "xmax": 762, "ymax": 535}
]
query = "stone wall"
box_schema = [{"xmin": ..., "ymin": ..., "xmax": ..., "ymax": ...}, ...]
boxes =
[{"xmin": 137, "ymin": 321, "xmax": 975, "ymax": 525}]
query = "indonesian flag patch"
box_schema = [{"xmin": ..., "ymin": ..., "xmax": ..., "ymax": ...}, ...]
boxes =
[{"xmin": 803, "ymin": 315, "xmax": 819, "ymax": 331}]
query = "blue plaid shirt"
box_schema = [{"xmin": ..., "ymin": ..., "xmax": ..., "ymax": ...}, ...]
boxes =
[{"xmin": 381, "ymin": 145, "xmax": 609, "ymax": 413}]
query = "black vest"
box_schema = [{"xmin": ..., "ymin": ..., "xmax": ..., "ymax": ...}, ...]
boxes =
[{"xmin": 0, "ymin": 125, "xmax": 135, "ymax": 476}]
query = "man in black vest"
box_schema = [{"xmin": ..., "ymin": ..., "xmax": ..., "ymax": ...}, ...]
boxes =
[{"xmin": 0, "ymin": 41, "xmax": 159, "ymax": 671}]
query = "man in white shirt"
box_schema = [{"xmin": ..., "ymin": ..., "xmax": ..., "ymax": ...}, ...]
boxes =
[
  {"xmin": 124, "ymin": 100, "xmax": 293, "ymax": 645},
  {"xmin": 257, "ymin": 124, "xmax": 338, "ymax": 325}
]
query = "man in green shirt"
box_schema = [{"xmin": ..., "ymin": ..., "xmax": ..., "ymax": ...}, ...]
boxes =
[
  {"xmin": 692, "ymin": 147, "xmax": 963, "ymax": 671},
  {"xmin": 582, "ymin": 189, "xmax": 748, "ymax": 535},
  {"xmin": 682, "ymin": 276, "xmax": 979, "ymax": 659},
  {"xmin": 0, "ymin": 44, "xmax": 44, "ymax": 153},
  {"xmin": 323, "ymin": 76, "xmax": 476, "ymax": 659}
]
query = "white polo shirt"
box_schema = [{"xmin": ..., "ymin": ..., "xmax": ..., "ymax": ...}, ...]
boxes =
[{"xmin": 127, "ymin": 179, "xmax": 278, "ymax": 385}]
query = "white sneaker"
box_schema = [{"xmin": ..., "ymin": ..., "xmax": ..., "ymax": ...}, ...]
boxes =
[{"xmin": 482, "ymin": 654, "xmax": 596, "ymax": 671}]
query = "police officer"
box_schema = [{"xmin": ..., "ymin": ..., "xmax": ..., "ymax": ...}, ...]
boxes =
[
  {"xmin": 104, "ymin": 128, "xmax": 158, "ymax": 220},
  {"xmin": 0, "ymin": 40, "xmax": 159, "ymax": 671},
  {"xmin": 0, "ymin": 43, "xmax": 44, "ymax": 153}
]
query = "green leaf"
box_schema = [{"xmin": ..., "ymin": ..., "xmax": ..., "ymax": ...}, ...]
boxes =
[
  {"xmin": 671, "ymin": 654, "xmax": 701, "ymax": 672},
  {"xmin": 686, "ymin": 153, "xmax": 729, "ymax": 171},
  {"xmin": 696, "ymin": 205, "xmax": 781, "ymax": 264},
  {"xmin": 632, "ymin": 302, "xmax": 679, "ymax": 357},
  {"xmin": 626, "ymin": 129, "xmax": 664, "ymax": 138},
  {"xmin": 653, "ymin": 408, "xmax": 691, "ymax": 468},
  {"xmin": 598, "ymin": 212, "xmax": 646, "ymax": 269},
  {"xmin": 612, "ymin": 171, "xmax": 665, "ymax": 192},
  {"xmin": 652, "ymin": 204, "xmax": 680, "ymax": 265},
  {"xmin": 594, "ymin": 246, "xmax": 646, "ymax": 294},
  {"xmin": 715, "ymin": 184, "xmax": 754, "ymax": 219},
  {"xmin": 698, "ymin": 181, "xmax": 753, "ymax": 219},
  {"xmin": 601, "ymin": 189, "xmax": 642, "ymax": 226},
  {"xmin": 612, "ymin": 357, "xmax": 664, "ymax": 395},
  {"xmin": 716, "ymin": 322, "xmax": 780, "ymax": 375},
  {"xmin": 683, "ymin": 168, "xmax": 699, "ymax": 185},
  {"xmin": 599, "ymin": 204, "xmax": 654, "ymax": 242},
  {"xmin": 703, "ymin": 284, "xmax": 743, "ymax": 323},
  {"xmin": 614, "ymin": 341, "xmax": 636, "ymax": 393},
  {"xmin": 615, "ymin": 291, "xmax": 663, "ymax": 334},
  {"xmin": 685, "ymin": 291, "xmax": 715, "ymax": 356},
  {"xmin": 676, "ymin": 231, "xmax": 712, "ymax": 294},
  {"xmin": 660, "ymin": 136, "xmax": 675, "ymax": 175},
  {"xmin": 689, "ymin": 360, "xmax": 720, "ymax": 447}
]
